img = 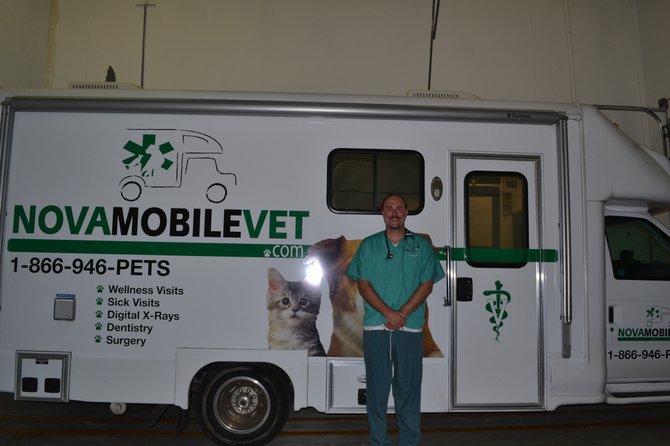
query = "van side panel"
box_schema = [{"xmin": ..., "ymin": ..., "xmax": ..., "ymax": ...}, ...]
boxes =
[{"xmin": 0, "ymin": 92, "xmax": 668, "ymax": 421}]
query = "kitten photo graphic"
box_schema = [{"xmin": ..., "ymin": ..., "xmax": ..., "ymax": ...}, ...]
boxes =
[{"xmin": 266, "ymin": 267, "xmax": 326, "ymax": 356}]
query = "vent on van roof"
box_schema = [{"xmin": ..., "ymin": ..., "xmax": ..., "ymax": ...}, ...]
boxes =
[
  {"xmin": 68, "ymin": 81, "xmax": 140, "ymax": 90},
  {"xmin": 407, "ymin": 89, "xmax": 480, "ymax": 100}
]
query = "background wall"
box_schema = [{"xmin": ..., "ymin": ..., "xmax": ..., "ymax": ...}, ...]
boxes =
[
  {"xmin": 0, "ymin": 0, "xmax": 50, "ymax": 88},
  {"xmin": 1, "ymin": 0, "xmax": 669, "ymax": 152}
]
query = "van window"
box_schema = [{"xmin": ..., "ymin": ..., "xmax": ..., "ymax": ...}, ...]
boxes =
[
  {"xmin": 605, "ymin": 216, "xmax": 670, "ymax": 280},
  {"xmin": 465, "ymin": 171, "xmax": 528, "ymax": 267},
  {"xmin": 328, "ymin": 149, "xmax": 424, "ymax": 214}
]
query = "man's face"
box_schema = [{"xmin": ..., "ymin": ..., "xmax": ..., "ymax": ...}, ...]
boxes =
[{"xmin": 381, "ymin": 195, "xmax": 408, "ymax": 231}]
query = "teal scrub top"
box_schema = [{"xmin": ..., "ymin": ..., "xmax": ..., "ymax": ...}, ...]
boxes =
[{"xmin": 346, "ymin": 230, "xmax": 445, "ymax": 330}]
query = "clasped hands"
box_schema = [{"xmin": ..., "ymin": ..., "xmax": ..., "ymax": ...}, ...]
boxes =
[{"xmin": 385, "ymin": 310, "xmax": 408, "ymax": 330}]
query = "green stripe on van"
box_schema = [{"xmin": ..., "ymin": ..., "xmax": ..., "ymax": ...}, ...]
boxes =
[
  {"xmin": 437, "ymin": 247, "xmax": 559, "ymax": 263},
  {"xmin": 9, "ymin": 238, "xmax": 558, "ymax": 263},
  {"xmin": 7, "ymin": 239, "xmax": 311, "ymax": 259}
]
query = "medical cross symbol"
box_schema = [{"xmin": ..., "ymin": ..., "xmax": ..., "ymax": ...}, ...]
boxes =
[{"xmin": 122, "ymin": 134, "xmax": 175, "ymax": 177}]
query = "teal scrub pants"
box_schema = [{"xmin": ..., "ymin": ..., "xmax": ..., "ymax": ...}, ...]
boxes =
[{"xmin": 363, "ymin": 329, "xmax": 423, "ymax": 446}]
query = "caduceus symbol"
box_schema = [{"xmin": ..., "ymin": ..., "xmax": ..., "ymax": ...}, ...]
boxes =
[{"xmin": 483, "ymin": 280, "xmax": 511, "ymax": 342}]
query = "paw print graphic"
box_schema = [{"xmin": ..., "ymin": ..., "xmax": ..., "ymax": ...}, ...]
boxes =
[
  {"xmin": 95, "ymin": 322, "xmax": 102, "ymax": 330},
  {"xmin": 264, "ymin": 249, "xmax": 272, "ymax": 258},
  {"xmin": 97, "ymin": 285, "xmax": 104, "ymax": 293},
  {"xmin": 95, "ymin": 335, "xmax": 102, "ymax": 343},
  {"xmin": 96, "ymin": 310, "xmax": 103, "ymax": 318},
  {"xmin": 96, "ymin": 297, "xmax": 104, "ymax": 305}
]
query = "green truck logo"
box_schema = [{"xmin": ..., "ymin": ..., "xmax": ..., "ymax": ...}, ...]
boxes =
[{"xmin": 120, "ymin": 130, "xmax": 237, "ymax": 203}]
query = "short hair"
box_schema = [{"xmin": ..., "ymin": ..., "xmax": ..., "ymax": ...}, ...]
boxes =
[{"xmin": 379, "ymin": 193, "xmax": 408, "ymax": 211}]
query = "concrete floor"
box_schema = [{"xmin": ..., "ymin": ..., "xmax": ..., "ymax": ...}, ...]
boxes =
[{"xmin": 0, "ymin": 393, "xmax": 669, "ymax": 446}]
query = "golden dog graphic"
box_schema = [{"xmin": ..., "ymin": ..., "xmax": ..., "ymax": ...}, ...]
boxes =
[{"xmin": 308, "ymin": 236, "xmax": 443, "ymax": 358}]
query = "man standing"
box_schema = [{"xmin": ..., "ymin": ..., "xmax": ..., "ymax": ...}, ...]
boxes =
[{"xmin": 346, "ymin": 193, "xmax": 445, "ymax": 446}]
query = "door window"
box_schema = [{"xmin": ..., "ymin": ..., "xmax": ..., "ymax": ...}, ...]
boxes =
[
  {"xmin": 465, "ymin": 171, "xmax": 528, "ymax": 267},
  {"xmin": 605, "ymin": 216, "xmax": 670, "ymax": 281}
]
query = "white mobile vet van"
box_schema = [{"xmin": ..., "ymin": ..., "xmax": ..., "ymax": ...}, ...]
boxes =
[{"xmin": 0, "ymin": 89, "xmax": 669, "ymax": 446}]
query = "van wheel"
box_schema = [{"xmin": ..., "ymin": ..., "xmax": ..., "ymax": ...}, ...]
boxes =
[
  {"xmin": 197, "ymin": 366, "xmax": 290, "ymax": 446},
  {"xmin": 206, "ymin": 183, "xmax": 227, "ymax": 203},
  {"xmin": 120, "ymin": 180, "xmax": 142, "ymax": 202}
]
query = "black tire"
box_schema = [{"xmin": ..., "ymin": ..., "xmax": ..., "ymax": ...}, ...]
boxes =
[{"xmin": 197, "ymin": 366, "xmax": 291, "ymax": 446}]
